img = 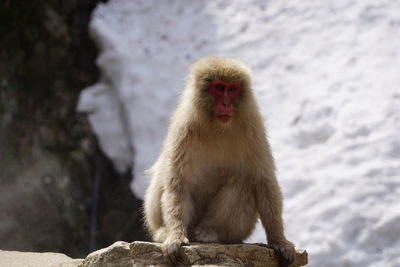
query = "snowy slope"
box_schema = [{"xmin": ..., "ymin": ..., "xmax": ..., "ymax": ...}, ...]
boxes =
[{"xmin": 78, "ymin": 0, "xmax": 400, "ymax": 266}]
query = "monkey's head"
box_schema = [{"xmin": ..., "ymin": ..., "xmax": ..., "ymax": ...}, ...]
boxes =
[{"xmin": 187, "ymin": 57, "xmax": 253, "ymax": 125}]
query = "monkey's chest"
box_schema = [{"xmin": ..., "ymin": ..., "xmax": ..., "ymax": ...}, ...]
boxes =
[
  {"xmin": 184, "ymin": 138, "xmax": 249, "ymax": 202},
  {"xmin": 186, "ymin": 165, "xmax": 239, "ymax": 203}
]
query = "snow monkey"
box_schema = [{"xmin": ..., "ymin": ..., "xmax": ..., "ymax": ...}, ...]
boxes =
[{"xmin": 144, "ymin": 57, "xmax": 295, "ymax": 264}]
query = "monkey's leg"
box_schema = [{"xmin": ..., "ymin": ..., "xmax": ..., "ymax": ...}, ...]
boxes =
[{"xmin": 193, "ymin": 177, "xmax": 258, "ymax": 243}]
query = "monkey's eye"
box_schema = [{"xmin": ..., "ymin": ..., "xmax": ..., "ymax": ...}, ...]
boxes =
[
  {"xmin": 227, "ymin": 84, "xmax": 240, "ymax": 97},
  {"xmin": 228, "ymin": 85, "xmax": 238, "ymax": 93},
  {"xmin": 215, "ymin": 84, "xmax": 225, "ymax": 91}
]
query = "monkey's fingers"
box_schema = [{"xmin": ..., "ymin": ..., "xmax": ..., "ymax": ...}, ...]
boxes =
[
  {"xmin": 162, "ymin": 237, "xmax": 188, "ymax": 264},
  {"xmin": 278, "ymin": 245, "xmax": 296, "ymax": 264},
  {"xmin": 269, "ymin": 241, "xmax": 296, "ymax": 264},
  {"xmin": 163, "ymin": 241, "xmax": 179, "ymax": 263}
]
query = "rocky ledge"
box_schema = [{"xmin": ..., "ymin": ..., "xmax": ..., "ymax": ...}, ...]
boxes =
[{"xmin": 81, "ymin": 241, "xmax": 308, "ymax": 267}]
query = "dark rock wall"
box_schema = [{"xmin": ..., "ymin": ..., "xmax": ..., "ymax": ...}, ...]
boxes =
[{"xmin": 0, "ymin": 0, "xmax": 147, "ymax": 258}]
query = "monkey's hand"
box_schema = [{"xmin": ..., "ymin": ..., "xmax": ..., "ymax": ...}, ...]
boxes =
[
  {"xmin": 268, "ymin": 239, "xmax": 296, "ymax": 264},
  {"xmin": 162, "ymin": 233, "xmax": 189, "ymax": 264}
]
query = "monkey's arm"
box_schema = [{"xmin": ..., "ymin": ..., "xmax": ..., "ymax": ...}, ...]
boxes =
[
  {"xmin": 255, "ymin": 168, "xmax": 296, "ymax": 263},
  {"xmin": 159, "ymin": 128, "xmax": 192, "ymax": 262},
  {"xmin": 159, "ymin": 166, "xmax": 190, "ymax": 263},
  {"xmin": 162, "ymin": 168, "xmax": 189, "ymax": 240}
]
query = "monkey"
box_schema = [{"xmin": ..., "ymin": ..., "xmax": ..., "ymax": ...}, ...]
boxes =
[{"xmin": 143, "ymin": 57, "xmax": 296, "ymax": 264}]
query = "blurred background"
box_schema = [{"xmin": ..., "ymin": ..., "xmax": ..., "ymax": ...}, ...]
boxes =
[{"xmin": 1, "ymin": 1, "xmax": 399, "ymax": 266}]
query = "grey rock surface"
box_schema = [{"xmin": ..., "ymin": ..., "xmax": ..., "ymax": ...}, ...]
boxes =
[{"xmin": 81, "ymin": 241, "xmax": 308, "ymax": 267}]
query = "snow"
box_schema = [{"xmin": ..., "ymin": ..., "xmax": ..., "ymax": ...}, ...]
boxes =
[{"xmin": 78, "ymin": 0, "xmax": 400, "ymax": 266}]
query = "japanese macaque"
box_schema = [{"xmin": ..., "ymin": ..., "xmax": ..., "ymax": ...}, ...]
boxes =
[{"xmin": 144, "ymin": 57, "xmax": 295, "ymax": 264}]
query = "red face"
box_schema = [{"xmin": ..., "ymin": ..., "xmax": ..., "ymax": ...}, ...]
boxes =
[{"xmin": 209, "ymin": 80, "xmax": 241, "ymax": 123}]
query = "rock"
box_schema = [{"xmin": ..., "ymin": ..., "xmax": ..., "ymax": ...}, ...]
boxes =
[
  {"xmin": 0, "ymin": 250, "xmax": 83, "ymax": 267},
  {"xmin": 81, "ymin": 241, "xmax": 308, "ymax": 267}
]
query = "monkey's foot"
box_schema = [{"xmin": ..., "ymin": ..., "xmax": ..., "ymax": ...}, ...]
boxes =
[
  {"xmin": 193, "ymin": 226, "xmax": 219, "ymax": 243},
  {"xmin": 268, "ymin": 240, "xmax": 296, "ymax": 264},
  {"xmin": 162, "ymin": 234, "xmax": 189, "ymax": 263}
]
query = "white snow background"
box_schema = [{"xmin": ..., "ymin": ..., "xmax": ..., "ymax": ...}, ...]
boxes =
[{"xmin": 77, "ymin": 0, "xmax": 400, "ymax": 266}]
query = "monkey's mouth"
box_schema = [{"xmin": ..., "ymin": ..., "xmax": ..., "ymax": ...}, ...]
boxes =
[{"xmin": 217, "ymin": 114, "xmax": 231, "ymax": 123}]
